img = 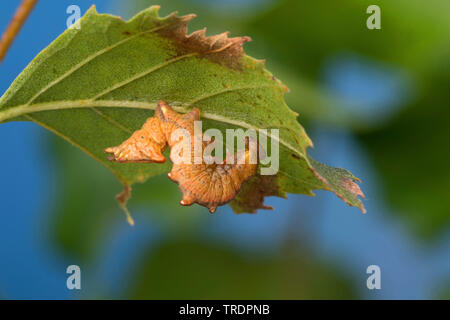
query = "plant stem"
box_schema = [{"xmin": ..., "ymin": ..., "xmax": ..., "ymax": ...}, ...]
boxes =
[{"xmin": 0, "ymin": 0, "xmax": 38, "ymax": 64}]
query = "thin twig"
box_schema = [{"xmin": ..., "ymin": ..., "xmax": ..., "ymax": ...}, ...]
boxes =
[{"xmin": 0, "ymin": 0, "xmax": 38, "ymax": 64}]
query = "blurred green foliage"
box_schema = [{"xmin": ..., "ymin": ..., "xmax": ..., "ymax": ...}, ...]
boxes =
[
  {"xmin": 128, "ymin": 239, "xmax": 355, "ymax": 299},
  {"xmin": 438, "ymin": 284, "xmax": 450, "ymax": 300},
  {"xmin": 361, "ymin": 65, "xmax": 450, "ymax": 237}
]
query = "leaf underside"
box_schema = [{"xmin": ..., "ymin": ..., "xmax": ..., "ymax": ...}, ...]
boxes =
[{"xmin": 0, "ymin": 5, "xmax": 365, "ymax": 215}]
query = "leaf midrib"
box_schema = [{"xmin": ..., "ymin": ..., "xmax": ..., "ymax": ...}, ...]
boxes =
[{"xmin": 0, "ymin": 98, "xmax": 305, "ymax": 158}]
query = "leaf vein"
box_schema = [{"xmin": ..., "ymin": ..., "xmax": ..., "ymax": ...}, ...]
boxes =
[
  {"xmin": 185, "ymin": 84, "xmax": 274, "ymax": 107},
  {"xmin": 91, "ymin": 108, "xmax": 132, "ymax": 133},
  {"xmin": 26, "ymin": 23, "xmax": 175, "ymax": 105},
  {"xmin": 23, "ymin": 114, "xmax": 128, "ymax": 184},
  {"xmin": 91, "ymin": 53, "xmax": 197, "ymax": 100}
]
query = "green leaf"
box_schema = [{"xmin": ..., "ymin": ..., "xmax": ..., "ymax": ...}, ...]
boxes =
[{"xmin": 0, "ymin": 5, "xmax": 365, "ymax": 215}]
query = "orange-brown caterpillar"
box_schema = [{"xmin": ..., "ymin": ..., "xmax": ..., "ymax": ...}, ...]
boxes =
[{"xmin": 105, "ymin": 101, "xmax": 258, "ymax": 213}]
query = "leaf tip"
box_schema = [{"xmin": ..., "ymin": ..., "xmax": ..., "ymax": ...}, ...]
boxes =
[
  {"xmin": 308, "ymin": 157, "xmax": 366, "ymax": 213},
  {"xmin": 340, "ymin": 177, "xmax": 365, "ymax": 198},
  {"xmin": 179, "ymin": 13, "xmax": 196, "ymax": 23},
  {"xmin": 340, "ymin": 177, "xmax": 366, "ymax": 214},
  {"xmin": 88, "ymin": 4, "xmax": 98, "ymax": 14}
]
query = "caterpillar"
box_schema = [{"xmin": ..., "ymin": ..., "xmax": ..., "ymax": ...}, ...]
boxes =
[{"xmin": 105, "ymin": 101, "xmax": 258, "ymax": 213}]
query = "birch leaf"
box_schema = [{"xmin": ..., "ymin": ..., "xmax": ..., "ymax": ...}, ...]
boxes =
[{"xmin": 0, "ymin": 6, "xmax": 365, "ymax": 216}]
